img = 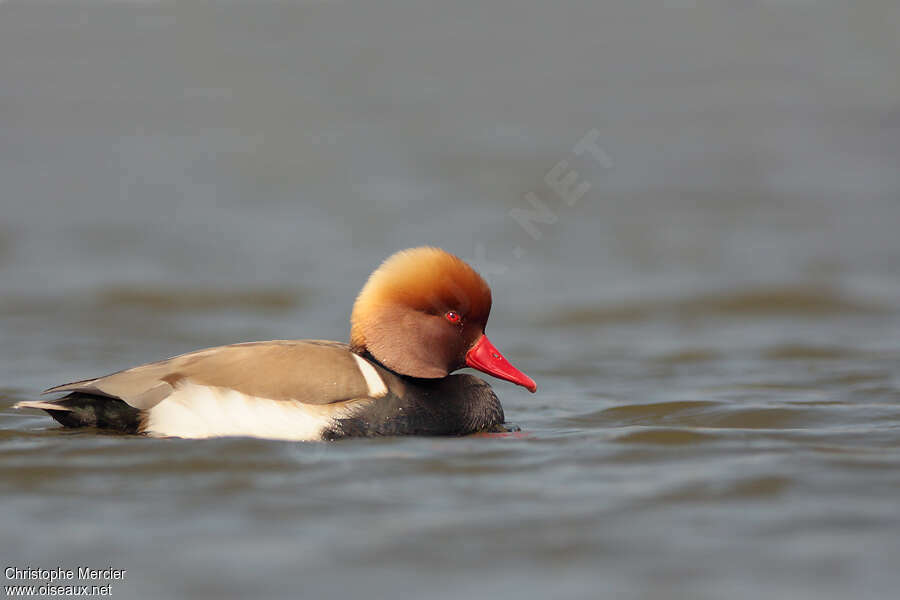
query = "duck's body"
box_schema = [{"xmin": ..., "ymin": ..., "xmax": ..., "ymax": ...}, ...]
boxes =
[
  {"xmin": 17, "ymin": 247, "xmax": 535, "ymax": 440},
  {"xmin": 27, "ymin": 340, "xmax": 505, "ymax": 440}
]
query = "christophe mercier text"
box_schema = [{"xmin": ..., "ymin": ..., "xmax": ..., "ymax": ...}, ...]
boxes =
[{"xmin": 5, "ymin": 567, "xmax": 127, "ymax": 581}]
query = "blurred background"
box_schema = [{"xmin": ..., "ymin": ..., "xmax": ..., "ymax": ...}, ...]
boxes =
[{"xmin": 2, "ymin": 1, "xmax": 899, "ymax": 598}]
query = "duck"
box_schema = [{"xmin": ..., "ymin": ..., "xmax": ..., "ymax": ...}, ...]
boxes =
[{"xmin": 15, "ymin": 247, "xmax": 536, "ymax": 441}]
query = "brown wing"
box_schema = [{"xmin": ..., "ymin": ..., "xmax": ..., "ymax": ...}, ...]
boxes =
[{"xmin": 43, "ymin": 340, "xmax": 374, "ymax": 409}]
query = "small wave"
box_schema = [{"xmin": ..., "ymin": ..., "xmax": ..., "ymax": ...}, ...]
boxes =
[
  {"xmin": 614, "ymin": 428, "xmax": 718, "ymax": 445},
  {"xmin": 568, "ymin": 401, "xmax": 719, "ymax": 427},
  {"xmin": 97, "ymin": 287, "xmax": 302, "ymax": 311},
  {"xmin": 0, "ymin": 287, "xmax": 305, "ymax": 316},
  {"xmin": 762, "ymin": 344, "xmax": 861, "ymax": 360},
  {"xmin": 546, "ymin": 285, "xmax": 888, "ymax": 326},
  {"xmin": 651, "ymin": 349, "xmax": 721, "ymax": 364},
  {"xmin": 569, "ymin": 401, "xmax": 838, "ymax": 429},
  {"xmin": 659, "ymin": 475, "xmax": 793, "ymax": 503}
]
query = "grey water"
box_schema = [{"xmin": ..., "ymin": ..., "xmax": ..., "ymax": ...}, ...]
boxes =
[{"xmin": 2, "ymin": 1, "xmax": 900, "ymax": 599}]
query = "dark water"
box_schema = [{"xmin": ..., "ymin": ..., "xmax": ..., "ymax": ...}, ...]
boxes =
[{"xmin": 2, "ymin": 1, "xmax": 900, "ymax": 598}]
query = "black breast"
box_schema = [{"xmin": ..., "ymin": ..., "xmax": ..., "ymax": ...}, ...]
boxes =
[{"xmin": 323, "ymin": 374, "xmax": 505, "ymax": 440}]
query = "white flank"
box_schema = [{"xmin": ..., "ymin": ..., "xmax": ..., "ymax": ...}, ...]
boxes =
[
  {"xmin": 143, "ymin": 383, "xmax": 347, "ymax": 441},
  {"xmin": 353, "ymin": 354, "xmax": 388, "ymax": 397}
]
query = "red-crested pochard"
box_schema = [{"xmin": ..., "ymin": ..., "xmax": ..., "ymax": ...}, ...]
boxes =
[{"xmin": 16, "ymin": 247, "xmax": 536, "ymax": 441}]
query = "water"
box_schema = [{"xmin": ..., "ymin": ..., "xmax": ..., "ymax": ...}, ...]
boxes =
[{"xmin": 2, "ymin": 1, "xmax": 900, "ymax": 598}]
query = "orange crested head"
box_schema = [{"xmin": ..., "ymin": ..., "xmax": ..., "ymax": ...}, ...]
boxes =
[
  {"xmin": 349, "ymin": 247, "xmax": 536, "ymax": 393},
  {"xmin": 352, "ymin": 247, "xmax": 492, "ymax": 330}
]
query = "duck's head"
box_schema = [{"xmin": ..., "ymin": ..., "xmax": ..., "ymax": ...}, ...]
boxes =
[{"xmin": 350, "ymin": 247, "xmax": 537, "ymax": 392}]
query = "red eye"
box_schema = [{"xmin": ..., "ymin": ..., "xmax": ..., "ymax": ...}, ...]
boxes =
[{"xmin": 444, "ymin": 311, "xmax": 461, "ymax": 324}]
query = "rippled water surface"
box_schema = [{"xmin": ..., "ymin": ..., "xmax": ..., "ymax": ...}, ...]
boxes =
[{"xmin": 2, "ymin": 1, "xmax": 900, "ymax": 599}]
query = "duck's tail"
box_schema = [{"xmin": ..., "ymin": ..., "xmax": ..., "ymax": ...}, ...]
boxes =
[{"xmin": 15, "ymin": 393, "xmax": 141, "ymax": 433}]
